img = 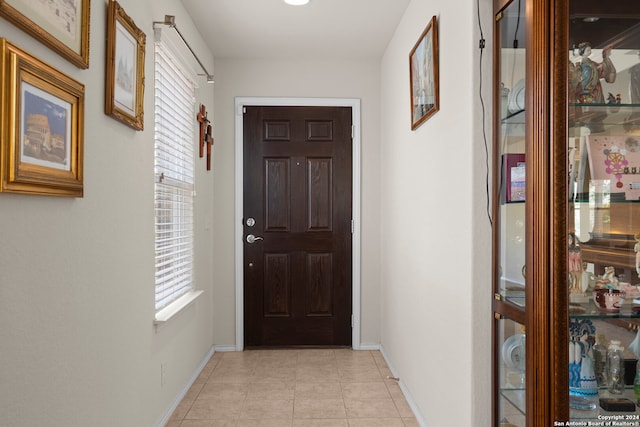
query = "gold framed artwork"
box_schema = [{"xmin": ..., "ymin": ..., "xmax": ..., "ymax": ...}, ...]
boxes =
[
  {"xmin": 0, "ymin": 0, "xmax": 90, "ymax": 69},
  {"xmin": 0, "ymin": 38, "xmax": 85, "ymax": 197},
  {"xmin": 105, "ymin": 0, "xmax": 145, "ymax": 130},
  {"xmin": 409, "ymin": 15, "xmax": 439, "ymax": 130}
]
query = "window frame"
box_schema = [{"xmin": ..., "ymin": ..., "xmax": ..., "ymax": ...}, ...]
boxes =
[{"xmin": 153, "ymin": 30, "xmax": 201, "ymax": 321}]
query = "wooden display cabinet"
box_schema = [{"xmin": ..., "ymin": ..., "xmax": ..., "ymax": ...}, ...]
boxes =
[{"xmin": 492, "ymin": 0, "xmax": 640, "ymax": 425}]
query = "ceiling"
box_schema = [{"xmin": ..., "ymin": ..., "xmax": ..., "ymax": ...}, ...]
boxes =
[{"xmin": 181, "ymin": 0, "xmax": 411, "ymax": 60}]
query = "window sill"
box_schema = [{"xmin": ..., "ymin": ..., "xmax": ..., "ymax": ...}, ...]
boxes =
[{"xmin": 154, "ymin": 290, "xmax": 204, "ymax": 324}]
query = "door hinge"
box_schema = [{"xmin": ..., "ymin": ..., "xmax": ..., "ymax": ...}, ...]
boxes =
[
  {"xmin": 351, "ymin": 125, "xmax": 354, "ymax": 139},
  {"xmin": 351, "ymin": 220, "xmax": 354, "ymax": 234},
  {"xmin": 243, "ymin": 107, "xmax": 246, "ymax": 114},
  {"xmin": 351, "ymin": 315, "xmax": 354, "ymax": 328}
]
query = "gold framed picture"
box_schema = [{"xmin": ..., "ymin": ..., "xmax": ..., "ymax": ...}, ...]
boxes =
[
  {"xmin": 0, "ymin": 38, "xmax": 85, "ymax": 197},
  {"xmin": 105, "ymin": 0, "xmax": 145, "ymax": 131},
  {"xmin": 0, "ymin": 0, "xmax": 90, "ymax": 69},
  {"xmin": 409, "ymin": 15, "xmax": 439, "ymax": 130}
]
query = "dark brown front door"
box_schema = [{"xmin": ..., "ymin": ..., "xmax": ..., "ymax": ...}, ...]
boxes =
[{"xmin": 243, "ymin": 106, "xmax": 352, "ymax": 347}]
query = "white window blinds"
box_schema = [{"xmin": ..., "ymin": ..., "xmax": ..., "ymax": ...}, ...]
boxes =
[{"xmin": 154, "ymin": 38, "xmax": 196, "ymax": 311}]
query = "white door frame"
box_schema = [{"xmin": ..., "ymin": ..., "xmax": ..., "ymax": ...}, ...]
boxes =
[{"xmin": 234, "ymin": 97, "xmax": 362, "ymax": 350}]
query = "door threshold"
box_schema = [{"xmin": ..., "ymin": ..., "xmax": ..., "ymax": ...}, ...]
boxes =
[{"xmin": 243, "ymin": 345, "xmax": 353, "ymax": 350}]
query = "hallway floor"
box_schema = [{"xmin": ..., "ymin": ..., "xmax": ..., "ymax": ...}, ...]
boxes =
[{"xmin": 166, "ymin": 349, "xmax": 418, "ymax": 426}]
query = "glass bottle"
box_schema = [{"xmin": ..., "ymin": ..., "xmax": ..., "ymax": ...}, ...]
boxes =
[
  {"xmin": 592, "ymin": 334, "xmax": 607, "ymax": 386},
  {"xmin": 606, "ymin": 340, "xmax": 625, "ymax": 394}
]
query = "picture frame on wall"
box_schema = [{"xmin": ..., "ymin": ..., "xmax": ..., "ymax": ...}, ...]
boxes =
[
  {"xmin": 409, "ymin": 15, "xmax": 439, "ymax": 130},
  {"xmin": 0, "ymin": 0, "xmax": 90, "ymax": 68},
  {"xmin": 0, "ymin": 38, "xmax": 85, "ymax": 197},
  {"xmin": 105, "ymin": 0, "xmax": 145, "ymax": 131}
]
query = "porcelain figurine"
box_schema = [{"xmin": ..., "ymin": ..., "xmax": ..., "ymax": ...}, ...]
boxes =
[
  {"xmin": 576, "ymin": 42, "xmax": 617, "ymax": 104},
  {"xmin": 569, "ymin": 60, "xmax": 581, "ymax": 103},
  {"xmin": 596, "ymin": 266, "xmax": 619, "ymax": 289},
  {"xmin": 581, "ymin": 262, "xmax": 596, "ymax": 292},
  {"xmin": 568, "ymin": 233, "xmax": 583, "ymax": 294},
  {"xmin": 579, "ymin": 354, "xmax": 599, "ymax": 393}
]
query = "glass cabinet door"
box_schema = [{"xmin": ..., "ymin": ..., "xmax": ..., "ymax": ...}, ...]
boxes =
[
  {"xmin": 493, "ymin": 0, "xmax": 527, "ymax": 425},
  {"xmin": 495, "ymin": 0, "xmax": 526, "ymax": 309},
  {"xmin": 564, "ymin": 2, "xmax": 640, "ymax": 423},
  {"xmin": 497, "ymin": 318, "xmax": 526, "ymax": 426}
]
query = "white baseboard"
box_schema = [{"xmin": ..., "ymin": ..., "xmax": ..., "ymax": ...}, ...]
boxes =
[
  {"xmin": 155, "ymin": 345, "xmax": 216, "ymax": 427},
  {"xmin": 379, "ymin": 345, "xmax": 427, "ymax": 427},
  {"xmin": 213, "ymin": 345, "xmax": 238, "ymax": 352},
  {"xmin": 356, "ymin": 343, "xmax": 381, "ymax": 351}
]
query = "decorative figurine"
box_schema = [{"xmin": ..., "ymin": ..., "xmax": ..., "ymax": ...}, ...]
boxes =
[
  {"xmin": 569, "ymin": 232, "xmax": 583, "ymax": 294},
  {"xmin": 576, "ymin": 42, "xmax": 617, "ymax": 104},
  {"xmin": 596, "ymin": 266, "xmax": 619, "ymax": 289},
  {"xmin": 569, "ymin": 60, "xmax": 581, "ymax": 103},
  {"xmin": 581, "ymin": 262, "xmax": 596, "ymax": 292}
]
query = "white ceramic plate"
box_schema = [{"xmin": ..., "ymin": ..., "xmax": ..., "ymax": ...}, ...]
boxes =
[
  {"xmin": 508, "ymin": 79, "xmax": 525, "ymax": 114},
  {"xmin": 502, "ymin": 333, "xmax": 526, "ymax": 372}
]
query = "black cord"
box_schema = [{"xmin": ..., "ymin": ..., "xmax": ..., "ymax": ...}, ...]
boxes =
[
  {"xmin": 513, "ymin": 0, "xmax": 521, "ymax": 49},
  {"xmin": 477, "ymin": 0, "xmax": 493, "ymax": 227},
  {"xmin": 477, "ymin": 0, "xmax": 485, "ymax": 42}
]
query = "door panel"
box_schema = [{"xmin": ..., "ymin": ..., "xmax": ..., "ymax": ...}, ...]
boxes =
[
  {"xmin": 265, "ymin": 159, "xmax": 291, "ymax": 231},
  {"xmin": 306, "ymin": 253, "xmax": 333, "ymax": 316},
  {"xmin": 243, "ymin": 106, "xmax": 352, "ymax": 347},
  {"xmin": 308, "ymin": 158, "xmax": 332, "ymax": 230},
  {"xmin": 263, "ymin": 253, "xmax": 291, "ymax": 317}
]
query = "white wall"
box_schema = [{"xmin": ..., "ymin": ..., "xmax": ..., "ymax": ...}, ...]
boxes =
[
  {"xmin": 0, "ymin": 0, "xmax": 215, "ymax": 426},
  {"xmin": 379, "ymin": 0, "xmax": 492, "ymax": 425},
  {"xmin": 472, "ymin": 0, "xmax": 494, "ymax": 425},
  {"xmin": 211, "ymin": 58, "xmax": 383, "ymax": 347}
]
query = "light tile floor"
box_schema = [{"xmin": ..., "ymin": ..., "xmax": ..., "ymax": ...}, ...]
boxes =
[{"xmin": 166, "ymin": 349, "xmax": 419, "ymax": 427}]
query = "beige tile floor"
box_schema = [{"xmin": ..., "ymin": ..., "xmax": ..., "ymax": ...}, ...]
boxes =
[{"xmin": 166, "ymin": 349, "xmax": 419, "ymax": 427}]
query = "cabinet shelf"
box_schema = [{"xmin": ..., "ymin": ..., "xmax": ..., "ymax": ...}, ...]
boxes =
[
  {"xmin": 500, "ymin": 388, "xmax": 526, "ymax": 416},
  {"xmin": 569, "ymin": 104, "xmax": 640, "ymax": 134},
  {"xmin": 502, "ymin": 109, "xmax": 525, "ymax": 124},
  {"xmin": 570, "ymin": 389, "xmax": 640, "ymax": 420},
  {"xmin": 581, "ymin": 244, "xmax": 636, "ymax": 272},
  {"xmin": 576, "ymin": 202, "xmax": 640, "ymax": 277},
  {"xmin": 502, "ymin": 386, "xmax": 640, "ymax": 421},
  {"xmin": 569, "ymin": 300, "xmax": 640, "ymax": 319}
]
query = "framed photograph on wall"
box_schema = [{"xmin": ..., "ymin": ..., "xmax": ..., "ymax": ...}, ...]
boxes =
[
  {"xmin": 0, "ymin": 0, "xmax": 90, "ymax": 68},
  {"xmin": 0, "ymin": 38, "xmax": 85, "ymax": 197},
  {"xmin": 409, "ymin": 15, "xmax": 439, "ymax": 130},
  {"xmin": 105, "ymin": 0, "xmax": 145, "ymax": 130}
]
